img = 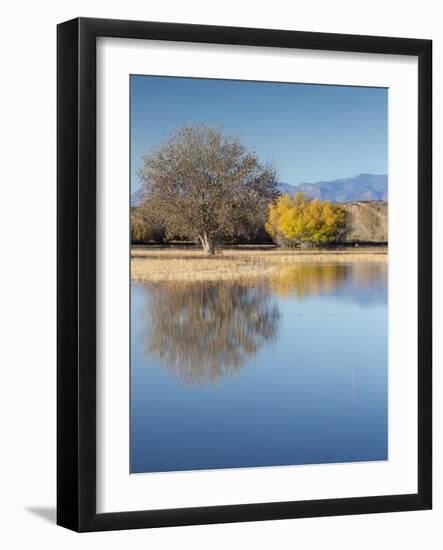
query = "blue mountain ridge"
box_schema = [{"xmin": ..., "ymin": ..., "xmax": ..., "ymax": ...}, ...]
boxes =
[
  {"xmin": 131, "ymin": 173, "xmax": 387, "ymax": 206},
  {"xmin": 278, "ymin": 173, "xmax": 387, "ymax": 203}
]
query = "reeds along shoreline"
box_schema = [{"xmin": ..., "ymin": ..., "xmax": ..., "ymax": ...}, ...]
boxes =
[{"xmin": 130, "ymin": 246, "xmax": 388, "ymax": 282}]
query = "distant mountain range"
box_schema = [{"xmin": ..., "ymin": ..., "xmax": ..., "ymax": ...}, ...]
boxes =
[
  {"xmin": 279, "ymin": 173, "xmax": 387, "ymax": 203},
  {"xmin": 131, "ymin": 187, "xmax": 146, "ymax": 207},
  {"xmin": 131, "ymin": 173, "xmax": 387, "ymax": 206}
]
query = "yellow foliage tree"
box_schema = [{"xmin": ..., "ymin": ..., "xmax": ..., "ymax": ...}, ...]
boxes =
[{"xmin": 266, "ymin": 192, "xmax": 346, "ymax": 246}]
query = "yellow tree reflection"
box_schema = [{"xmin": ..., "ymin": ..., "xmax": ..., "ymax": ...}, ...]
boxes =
[{"xmin": 270, "ymin": 264, "xmax": 348, "ymax": 298}]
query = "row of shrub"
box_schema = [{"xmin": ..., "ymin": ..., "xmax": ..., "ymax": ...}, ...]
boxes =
[{"xmin": 131, "ymin": 192, "xmax": 346, "ymax": 248}]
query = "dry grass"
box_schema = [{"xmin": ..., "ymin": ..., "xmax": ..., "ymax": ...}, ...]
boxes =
[{"xmin": 131, "ymin": 245, "xmax": 387, "ymax": 282}]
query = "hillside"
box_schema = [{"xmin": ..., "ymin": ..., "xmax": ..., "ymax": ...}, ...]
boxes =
[{"xmin": 340, "ymin": 201, "xmax": 387, "ymax": 243}]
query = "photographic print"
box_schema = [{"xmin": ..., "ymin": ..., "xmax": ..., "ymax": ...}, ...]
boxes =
[
  {"xmin": 57, "ymin": 18, "xmax": 432, "ymax": 531},
  {"xmin": 130, "ymin": 75, "xmax": 388, "ymax": 474}
]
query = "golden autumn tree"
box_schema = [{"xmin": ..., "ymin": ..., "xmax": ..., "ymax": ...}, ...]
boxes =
[{"xmin": 266, "ymin": 192, "xmax": 346, "ymax": 247}]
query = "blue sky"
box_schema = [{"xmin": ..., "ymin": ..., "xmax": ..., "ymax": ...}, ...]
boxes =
[{"xmin": 130, "ymin": 75, "xmax": 387, "ymax": 193}]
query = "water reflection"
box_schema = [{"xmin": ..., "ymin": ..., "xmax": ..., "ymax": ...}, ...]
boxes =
[
  {"xmin": 270, "ymin": 262, "xmax": 387, "ymax": 304},
  {"xmin": 131, "ymin": 261, "xmax": 388, "ymax": 472},
  {"xmin": 139, "ymin": 280, "xmax": 281, "ymax": 385},
  {"xmin": 270, "ymin": 264, "xmax": 348, "ymax": 298},
  {"xmin": 135, "ymin": 262, "xmax": 387, "ymax": 386}
]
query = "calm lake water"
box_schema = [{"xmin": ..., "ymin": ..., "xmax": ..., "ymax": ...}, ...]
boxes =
[{"xmin": 131, "ymin": 262, "xmax": 388, "ymax": 473}]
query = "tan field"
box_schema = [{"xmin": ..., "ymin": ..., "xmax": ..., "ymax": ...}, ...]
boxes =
[{"xmin": 131, "ymin": 245, "xmax": 387, "ymax": 282}]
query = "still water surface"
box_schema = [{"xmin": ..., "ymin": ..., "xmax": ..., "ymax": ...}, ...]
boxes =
[{"xmin": 131, "ymin": 262, "xmax": 387, "ymax": 473}]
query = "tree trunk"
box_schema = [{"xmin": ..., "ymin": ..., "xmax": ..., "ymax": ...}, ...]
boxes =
[
  {"xmin": 199, "ymin": 232, "xmax": 215, "ymax": 255},
  {"xmin": 299, "ymin": 240, "xmax": 317, "ymax": 249}
]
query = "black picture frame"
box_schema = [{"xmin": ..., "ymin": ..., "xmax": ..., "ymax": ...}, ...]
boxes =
[{"xmin": 57, "ymin": 17, "xmax": 432, "ymax": 532}]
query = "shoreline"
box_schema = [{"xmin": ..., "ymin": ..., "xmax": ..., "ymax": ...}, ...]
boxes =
[{"xmin": 131, "ymin": 246, "xmax": 388, "ymax": 282}]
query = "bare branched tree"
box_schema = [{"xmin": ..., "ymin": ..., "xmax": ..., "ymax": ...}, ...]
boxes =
[{"xmin": 138, "ymin": 124, "xmax": 279, "ymax": 254}]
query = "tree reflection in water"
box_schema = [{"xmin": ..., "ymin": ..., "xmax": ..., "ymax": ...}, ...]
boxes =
[
  {"xmin": 137, "ymin": 262, "xmax": 386, "ymax": 385},
  {"xmin": 270, "ymin": 264, "xmax": 348, "ymax": 298},
  {"xmin": 140, "ymin": 280, "xmax": 281, "ymax": 385},
  {"xmin": 269, "ymin": 262, "xmax": 387, "ymax": 303}
]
